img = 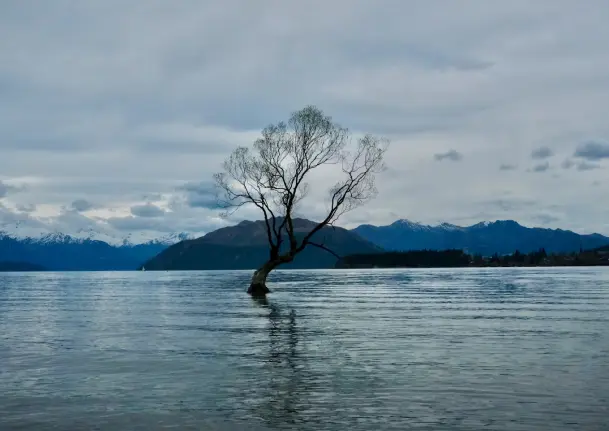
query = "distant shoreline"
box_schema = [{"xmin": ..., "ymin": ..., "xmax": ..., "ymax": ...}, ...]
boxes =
[
  {"xmin": 0, "ymin": 261, "xmax": 48, "ymax": 272},
  {"xmin": 334, "ymin": 262, "xmax": 609, "ymax": 269},
  {"xmin": 335, "ymin": 248, "xmax": 609, "ymax": 269}
]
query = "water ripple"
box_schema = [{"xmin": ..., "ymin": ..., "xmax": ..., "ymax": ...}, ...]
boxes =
[{"xmin": 1, "ymin": 267, "xmax": 608, "ymax": 430}]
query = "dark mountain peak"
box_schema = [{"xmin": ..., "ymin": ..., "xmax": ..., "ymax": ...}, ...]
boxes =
[
  {"xmin": 143, "ymin": 217, "xmax": 382, "ymax": 270},
  {"xmin": 236, "ymin": 220, "xmax": 255, "ymax": 226},
  {"xmin": 236, "ymin": 217, "xmax": 315, "ymax": 227},
  {"xmin": 494, "ymin": 219, "xmax": 521, "ymax": 227},
  {"xmin": 198, "ymin": 217, "xmax": 324, "ymax": 246}
]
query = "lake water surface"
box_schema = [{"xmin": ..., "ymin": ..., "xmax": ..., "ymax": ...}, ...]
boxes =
[{"xmin": 1, "ymin": 268, "xmax": 608, "ymax": 430}]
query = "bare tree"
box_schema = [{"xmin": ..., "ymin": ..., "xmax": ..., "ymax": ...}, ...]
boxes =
[{"xmin": 214, "ymin": 106, "xmax": 388, "ymax": 296}]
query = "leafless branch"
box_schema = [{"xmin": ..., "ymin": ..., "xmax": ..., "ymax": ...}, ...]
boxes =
[
  {"xmin": 307, "ymin": 242, "xmax": 341, "ymax": 259},
  {"xmin": 213, "ymin": 105, "xmax": 388, "ymax": 264}
]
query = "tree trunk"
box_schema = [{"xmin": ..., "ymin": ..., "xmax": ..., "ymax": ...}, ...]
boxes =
[{"xmin": 248, "ymin": 261, "xmax": 276, "ymax": 296}]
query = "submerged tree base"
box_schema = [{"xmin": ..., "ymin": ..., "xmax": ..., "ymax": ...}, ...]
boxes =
[
  {"xmin": 248, "ymin": 282, "xmax": 270, "ymax": 296},
  {"xmin": 248, "ymin": 265, "xmax": 273, "ymax": 296}
]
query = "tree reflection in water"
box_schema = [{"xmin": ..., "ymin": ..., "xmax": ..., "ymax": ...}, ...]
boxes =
[{"xmin": 251, "ymin": 296, "xmax": 308, "ymax": 428}]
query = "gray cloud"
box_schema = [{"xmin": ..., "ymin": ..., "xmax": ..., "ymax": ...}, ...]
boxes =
[
  {"xmin": 1, "ymin": 1, "xmax": 609, "ymax": 238},
  {"xmin": 499, "ymin": 163, "xmax": 517, "ymax": 171},
  {"xmin": 131, "ymin": 123, "xmax": 251, "ymax": 154},
  {"xmin": 0, "ymin": 181, "xmax": 9, "ymax": 199},
  {"xmin": 532, "ymin": 214, "xmax": 561, "ymax": 225},
  {"xmin": 106, "ymin": 208, "xmax": 226, "ymax": 234},
  {"xmin": 141, "ymin": 192, "xmax": 164, "ymax": 201},
  {"xmin": 53, "ymin": 209, "xmax": 105, "ymax": 231},
  {"xmin": 433, "ymin": 149, "xmax": 463, "ymax": 162},
  {"xmin": 0, "ymin": 180, "xmax": 21, "ymax": 198},
  {"xmin": 531, "ymin": 162, "xmax": 550, "ymax": 173},
  {"xmin": 0, "ymin": 205, "xmax": 46, "ymax": 231},
  {"xmin": 531, "ymin": 146, "xmax": 554, "ymax": 160},
  {"xmin": 574, "ymin": 141, "xmax": 609, "ymax": 161},
  {"xmin": 177, "ymin": 181, "xmax": 220, "ymax": 209},
  {"xmin": 130, "ymin": 203, "xmax": 166, "ymax": 218},
  {"xmin": 561, "ymin": 159, "xmax": 575, "ymax": 169},
  {"xmin": 107, "ymin": 216, "xmax": 167, "ymax": 232},
  {"xmin": 71, "ymin": 199, "xmax": 95, "ymax": 212},
  {"xmin": 576, "ymin": 161, "xmax": 600, "ymax": 171},
  {"xmin": 561, "ymin": 158, "xmax": 601, "ymax": 171},
  {"xmin": 483, "ymin": 198, "xmax": 537, "ymax": 212},
  {"xmin": 16, "ymin": 203, "xmax": 36, "ymax": 213}
]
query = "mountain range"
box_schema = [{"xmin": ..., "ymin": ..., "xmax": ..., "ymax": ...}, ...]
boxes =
[
  {"xmin": 142, "ymin": 218, "xmax": 382, "ymax": 270},
  {"xmin": 1, "ymin": 219, "xmax": 608, "ymax": 271},
  {"xmin": 0, "ymin": 230, "xmax": 192, "ymax": 271},
  {"xmin": 353, "ymin": 219, "xmax": 609, "ymax": 255}
]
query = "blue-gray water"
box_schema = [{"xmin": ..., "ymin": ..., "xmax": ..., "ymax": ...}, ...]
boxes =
[{"xmin": 1, "ymin": 268, "xmax": 608, "ymax": 430}]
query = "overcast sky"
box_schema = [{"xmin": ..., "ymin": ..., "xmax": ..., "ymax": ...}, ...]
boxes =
[{"xmin": 1, "ymin": 0, "xmax": 609, "ymax": 240}]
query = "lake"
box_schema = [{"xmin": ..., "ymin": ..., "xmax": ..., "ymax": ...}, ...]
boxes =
[{"xmin": 1, "ymin": 268, "xmax": 608, "ymax": 430}]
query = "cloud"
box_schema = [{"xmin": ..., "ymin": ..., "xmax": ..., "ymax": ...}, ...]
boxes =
[
  {"xmin": 532, "ymin": 214, "xmax": 561, "ymax": 225},
  {"xmin": 177, "ymin": 181, "xmax": 220, "ymax": 209},
  {"xmin": 107, "ymin": 216, "xmax": 167, "ymax": 231},
  {"xmin": 561, "ymin": 159, "xmax": 575, "ymax": 169},
  {"xmin": 433, "ymin": 149, "xmax": 463, "ymax": 162},
  {"xmin": 106, "ymin": 207, "xmax": 227, "ymax": 234},
  {"xmin": 483, "ymin": 198, "xmax": 537, "ymax": 212},
  {"xmin": 132, "ymin": 123, "xmax": 258, "ymax": 154},
  {"xmin": 53, "ymin": 208, "xmax": 106, "ymax": 231},
  {"xmin": 16, "ymin": 203, "xmax": 36, "ymax": 213},
  {"xmin": 0, "ymin": 205, "xmax": 46, "ymax": 231},
  {"xmin": 0, "ymin": 180, "xmax": 22, "ymax": 199},
  {"xmin": 1, "ymin": 1, "xmax": 609, "ymax": 238},
  {"xmin": 576, "ymin": 161, "xmax": 600, "ymax": 171},
  {"xmin": 561, "ymin": 158, "xmax": 601, "ymax": 171},
  {"xmin": 531, "ymin": 162, "xmax": 550, "ymax": 173},
  {"xmin": 499, "ymin": 163, "xmax": 517, "ymax": 171},
  {"xmin": 71, "ymin": 199, "xmax": 95, "ymax": 212},
  {"xmin": 130, "ymin": 203, "xmax": 166, "ymax": 218},
  {"xmin": 531, "ymin": 146, "xmax": 554, "ymax": 160},
  {"xmin": 574, "ymin": 141, "xmax": 609, "ymax": 161},
  {"xmin": 0, "ymin": 181, "xmax": 9, "ymax": 199}
]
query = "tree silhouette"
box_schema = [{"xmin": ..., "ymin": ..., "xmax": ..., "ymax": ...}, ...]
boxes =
[{"xmin": 214, "ymin": 106, "xmax": 388, "ymax": 295}]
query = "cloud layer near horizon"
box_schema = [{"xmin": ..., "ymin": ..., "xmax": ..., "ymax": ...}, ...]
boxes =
[{"xmin": 1, "ymin": 0, "xmax": 609, "ymax": 239}]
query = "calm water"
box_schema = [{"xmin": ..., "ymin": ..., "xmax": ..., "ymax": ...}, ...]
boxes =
[{"xmin": 1, "ymin": 268, "xmax": 608, "ymax": 430}]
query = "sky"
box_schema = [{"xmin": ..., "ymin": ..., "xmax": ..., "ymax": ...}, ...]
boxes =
[{"xmin": 1, "ymin": 0, "xmax": 609, "ymax": 241}]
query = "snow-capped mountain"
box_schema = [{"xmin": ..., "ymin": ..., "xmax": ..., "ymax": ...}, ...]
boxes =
[
  {"xmin": 0, "ymin": 227, "xmax": 195, "ymax": 271},
  {"xmin": 386, "ymin": 219, "xmax": 465, "ymax": 232},
  {"xmin": 437, "ymin": 222, "xmax": 463, "ymax": 231},
  {"xmin": 146, "ymin": 232, "xmax": 194, "ymax": 246},
  {"xmin": 390, "ymin": 219, "xmax": 434, "ymax": 231},
  {"xmin": 352, "ymin": 219, "xmax": 609, "ymax": 255},
  {"xmin": 0, "ymin": 224, "xmax": 195, "ymax": 247}
]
